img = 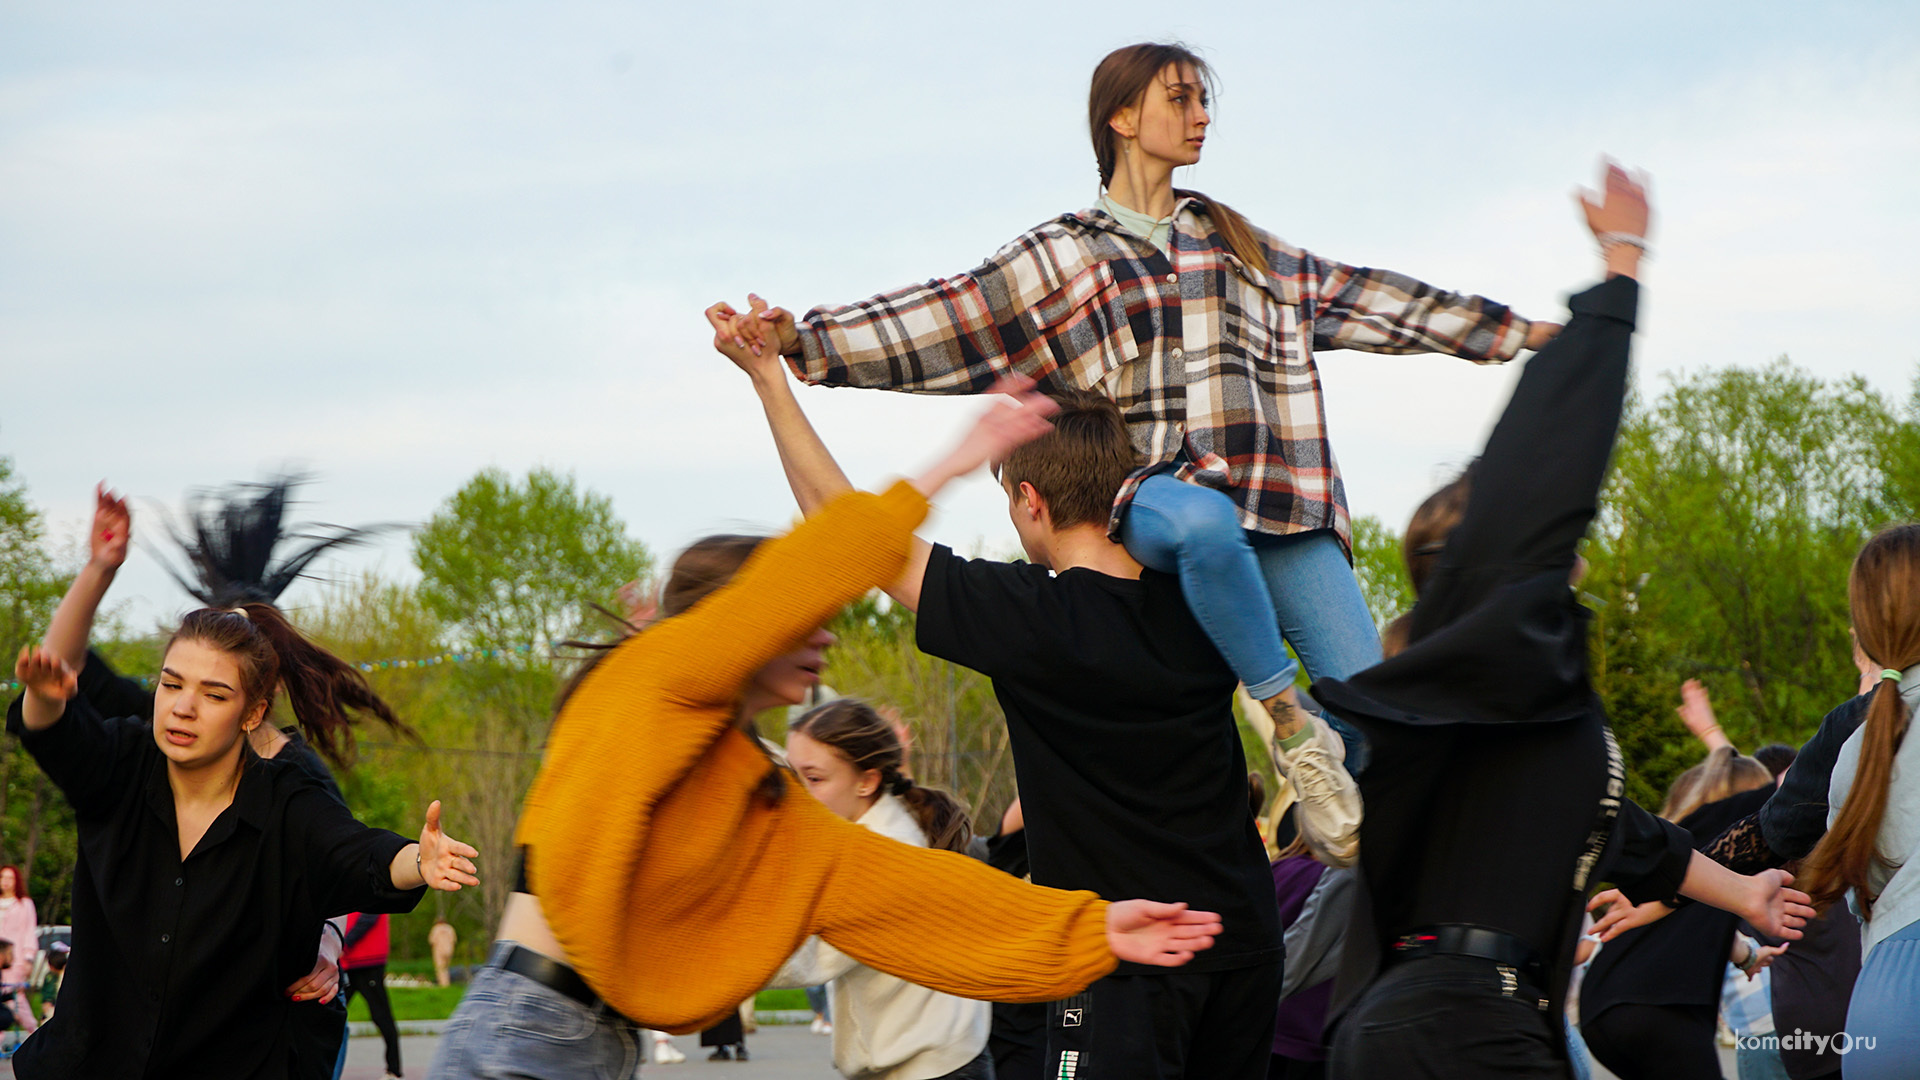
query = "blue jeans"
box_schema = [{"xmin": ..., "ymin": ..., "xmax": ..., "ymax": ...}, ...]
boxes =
[
  {"xmin": 427, "ymin": 941, "xmax": 641, "ymax": 1080},
  {"xmin": 1123, "ymin": 476, "xmax": 1382, "ymax": 767},
  {"xmin": 1841, "ymin": 917, "xmax": 1920, "ymax": 1079}
]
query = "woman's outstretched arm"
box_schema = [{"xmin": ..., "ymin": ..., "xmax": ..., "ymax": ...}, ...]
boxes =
[
  {"xmin": 718, "ymin": 229, "xmax": 1078, "ymax": 394},
  {"xmin": 43, "ymin": 484, "xmax": 130, "ymax": 672}
]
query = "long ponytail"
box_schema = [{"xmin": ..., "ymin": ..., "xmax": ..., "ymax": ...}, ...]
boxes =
[
  {"xmin": 791, "ymin": 699, "xmax": 973, "ymax": 853},
  {"xmin": 1800, "ymin": 524, "xmax": 1920, "ymax": 916},
  {"xmin": 169, "ymin": 602, "xmax": 413, "ymax": 765}
]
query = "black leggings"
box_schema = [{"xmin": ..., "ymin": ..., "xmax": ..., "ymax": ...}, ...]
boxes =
[
  {"xmin": 343, "ymin": 962, "xmax": 403, "ymax": 1077},
  {"xmin": 1580, "ymin": 1003, "xmax": 1719, "ymax": 1080}
]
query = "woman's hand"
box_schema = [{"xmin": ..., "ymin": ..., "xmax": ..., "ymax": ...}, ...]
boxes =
[
  {"xmin": 90, "ymin": 483, "xmax": 131, "ymax": 572},
  {"xmin": 1576, "ymin": 161, "xmax": 1650, "ymax": 279},
  {"xmin": 1524, "ymin": 322, "xmax": 1562, "ymax": 350},
  {"xmin": 285, "ymin": 938, "xmax": 341, "ymax": 1004},
  {"xmin": 1586, "ymin": 888, "xmax": 1672, "ymax": 942},
  {"xmin": 1105, "ymin": 900, "xmax": 1222, "ymax": 967},
  {"xmin": 15, "ymin": 648, "xmax": 77, "ymax": 730},
  {"xmin": 1676, "ymin": 679, "xmax": 1732, "ymax": 751},
  {"xmin": 416, "ymin": 800, "xmax": 481, "ymax": 892},
  {"xmin": 1742, "ymin": 868, "xmax": 1814, "ymax": 940},
  {"xmin": 706, "ymin": 298, "xmax": 789, "ymax": 383},
  {"xmin": 911, "ymin": 374, "xmax": 1059, "ymax": 499}
]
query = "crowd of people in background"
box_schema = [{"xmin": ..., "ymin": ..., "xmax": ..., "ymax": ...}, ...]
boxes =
[{"xmin": 4, "ymin": 37, "xmax": 1917, "ymax": 1080}]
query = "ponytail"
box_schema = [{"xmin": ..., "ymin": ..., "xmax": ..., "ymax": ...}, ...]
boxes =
[
  {"xmin": 169, "ymin": 603, "xmax": 412, "ymax": 765},
  {"xmin": 791, "ymin": 698, "xmax": 974, "ymax": 853},
  {"xmin": 1800, "ymin": 523, "xmax": 1920, "ymax": 917},
  {"xmin": 1175, "ymin": 190, "xmax": 1269, "ymax": 276}
]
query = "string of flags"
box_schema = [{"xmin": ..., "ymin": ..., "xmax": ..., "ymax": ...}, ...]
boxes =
[{"xmin": 0, "ymin": 643, "xmax": 557, "ymax": 694}]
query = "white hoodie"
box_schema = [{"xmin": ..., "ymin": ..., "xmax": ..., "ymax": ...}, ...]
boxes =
[{"xmin": 769, "ymin": 794, "xmax": 990, "ymax": 1079}]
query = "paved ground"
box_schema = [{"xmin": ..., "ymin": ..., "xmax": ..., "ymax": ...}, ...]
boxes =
[
  {"xmin": 0, "ymin": 1022, "xmax": 843, "ymax": 1078},
  {"xmin": 3, "ymin": 1022, "xmax": 1737, "ymax": 1077}
]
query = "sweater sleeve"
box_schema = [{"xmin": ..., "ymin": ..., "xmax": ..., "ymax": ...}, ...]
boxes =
[
  {"xmin": 809, "ymin": 799, "xmax": 1116, "ymax": 1003},
  {"xmin": 517, "ymin": 484, "xmax": 930, "ymax": 946}
]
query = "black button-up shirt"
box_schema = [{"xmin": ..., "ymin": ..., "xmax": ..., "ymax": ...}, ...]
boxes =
[{"xmin": 5, "ymin": 691, "xmax": 424, "ymax": 1079}]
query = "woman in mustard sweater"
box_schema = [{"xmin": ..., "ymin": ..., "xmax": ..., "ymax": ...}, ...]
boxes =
[{"xmin": 426, "ymin": 384, "xmax": 1227, "ymax": 1080}]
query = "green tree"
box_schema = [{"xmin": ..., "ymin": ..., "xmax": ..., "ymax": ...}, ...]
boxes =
[
  {"xmin": 413, "ymin": 467, "xmax": 654, "ymax": 657},
  {"xmin": 411, "ymin": 469, "xmax": 652, "ymax": 932},
  {"xmin": 1589, "ymin": 359, "xmax": 1905, "ymax": 801},
  {"xmin": 1349, "ymin": 514, "xmax": 1414, "ymax": 631}
]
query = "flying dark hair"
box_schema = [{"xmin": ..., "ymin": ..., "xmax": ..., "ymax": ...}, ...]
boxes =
[
  {"xmin": 167, "ymin": 603, "xmax": 412, "ymax": 765},
  {"xmin": 159, "ymin": 474, "xmax": 383, "ymax": 608},
  {"xmin": 1382, "ymin": 465, "xmax": 1476, "ymax": 658},
  {"xmin": 1087, "ymin": 42, "xmax": 1268, "ymax": 272},
  {"xmin": 790, "ymin": 698, "xmax": 972, "ymax": 853}
]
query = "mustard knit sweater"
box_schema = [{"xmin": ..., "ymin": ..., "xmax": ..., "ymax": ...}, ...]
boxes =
[{"xmin": 516, "ymin": 482, "xmax": 1117, "ymax": 1033}]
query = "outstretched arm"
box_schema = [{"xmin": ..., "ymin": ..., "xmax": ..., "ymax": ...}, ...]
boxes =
[
  {"xmin": 43, "ymin": 484, "xmax": 131, "ymax": 672},
  {"xmin": 1589, "ymin": 852, "xmax": 1813, "ymax": 942},
  {"xmin": 708, "ymin": 298, "xmax": 1058, "ymax": 611},
  {"xmin": 1416, "ymin": 165, "xmax": 1648, "ymax": 613}
]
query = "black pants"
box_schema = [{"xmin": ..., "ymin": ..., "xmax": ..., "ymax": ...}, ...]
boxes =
[
  {"xmin": 990, "ymin": 1000, "xmax": 1046, "ymax": 1080},
  {"xmin": 342, "ymin": 963, "xmax": 402, "ymax": 1077},
  {"xmin": 1328, "ymin": 955, "xmax": 1568, "ymax": 1079},
  {"xmin": 1045, "ymin": 961, "xmax": 1283, "ymax": 1080},
  {"xmin": 1268, "ymin": 1055, "xmax": 1327, "ymax": 1080},
  {"xmin": 1580, "ymin": 1003, "xmax": 1719, "ymax": 1080}
]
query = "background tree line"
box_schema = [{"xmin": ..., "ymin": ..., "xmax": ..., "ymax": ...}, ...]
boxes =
[{"xmin": 1, "ymin": 357, "xmax": 1916, "ymax": 964}]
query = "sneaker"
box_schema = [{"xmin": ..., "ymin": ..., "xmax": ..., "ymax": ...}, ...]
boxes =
[
  {"xmin": 809, "ymin": 1017, "xmax": 825, "ymax": 1035},
  {"xmin": 654, "ymin": 1040, "xmax": 686, "ymax": 1064},
  {"xmin": 1251, "ymin": 691, "xmax": 1361, "ymax": 868},
  {"xmin": 708, "ymin": 1046, "xmax": 732, "ymax": 1061},
  {"xmin": 733, "ymin": 1044, "xmax": 749, "ymax": 1062},
  {"xmin": 817, "ymin": 1020, "xmax": 832, "ymax": 1036}
]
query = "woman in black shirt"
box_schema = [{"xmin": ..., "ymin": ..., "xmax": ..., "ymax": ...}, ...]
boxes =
[{"xmin": 8, "ymin": 602, "xmax": 479, "ymax": 1079}]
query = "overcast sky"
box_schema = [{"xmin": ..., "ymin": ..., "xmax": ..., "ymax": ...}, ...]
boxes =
[{"xmin": 4, "ymin": 1, "xmax": 1917, "ymax": 632}]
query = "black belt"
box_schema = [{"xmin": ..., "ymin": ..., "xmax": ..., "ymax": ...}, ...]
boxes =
[
  {"xmin": 1390, "ymin": 924, "xmax": 1546, "ymax": 989},
  {"xmin": 497, "ymin": 944, "xmax": 605, "ymax": 1012}
]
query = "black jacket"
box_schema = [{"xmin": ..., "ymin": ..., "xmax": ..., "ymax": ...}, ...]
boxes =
[{"xmin": 1314, "ymin": 277, "xmax": 1693, "ymax": 1044}]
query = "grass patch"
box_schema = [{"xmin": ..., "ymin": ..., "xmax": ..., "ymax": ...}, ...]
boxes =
[
  {"xmin": 346, "ymin": 985, "xmax": 468, "ymax": 1023},
  {"xmin": 755, "ymin": 988, "xmax": 811, "ymax": 1011}
]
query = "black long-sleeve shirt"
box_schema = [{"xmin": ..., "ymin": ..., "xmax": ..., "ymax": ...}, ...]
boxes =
[
  {"xmin": 5, "ymin": 691, "xmax": 423, "ymax": 1079},
  {"xmin": 1313, "ymin": 277, "xmax": 1693, "ymax": 1040}
]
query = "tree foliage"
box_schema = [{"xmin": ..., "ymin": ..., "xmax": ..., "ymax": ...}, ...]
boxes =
[{"xmin": 413, "ymin": 467, "xmax": 653, "ymax": 656}]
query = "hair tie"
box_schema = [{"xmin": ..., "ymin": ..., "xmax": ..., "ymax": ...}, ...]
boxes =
[
  {"xmin": 229, "ymin": 607, "xmax": 251, "ymax": 621},
  {"xmin": 1882, "ymin": 669, "xmax": 1903, "ymax": 682}
]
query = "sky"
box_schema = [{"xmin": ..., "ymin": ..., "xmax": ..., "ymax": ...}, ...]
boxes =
[{"xmin": 3, "ymin": 1, "xmax": 1918, "ymax": 632}]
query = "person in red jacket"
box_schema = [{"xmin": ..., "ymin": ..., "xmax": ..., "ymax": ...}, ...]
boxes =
[{"xmin": 341, "ymin": 913, "xmax": 402, "ymax": 1079}]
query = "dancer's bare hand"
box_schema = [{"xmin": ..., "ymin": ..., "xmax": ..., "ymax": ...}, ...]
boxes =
[
  {"xmin": 705, "ymin": 299, "xmax": 786, "ymax": 382},
  {"xmin": 417, "ymin": 800, "xmax": 481, "ymax": 892},
  {"xmin": 1743, "ymin": 868, "xmax": 1814, "ymax": 941},
  {"xmin": 90, "ymin": 483, "xmax": 132, "ymax": 571},
  {"xmin": 1587, "ymin": 888, "xmax": 1672, "ymax": 942},
  {"xmin": 951, "ymin": 374, "xmax": 1058, "ymax": 474},
  {"xmin": 285, "ymin": 942, "xmax": 340, "ymax": 1004},
  {"xmin": 1742, "ymin": 941, "xmax": 1788, "ymax": 981},
  {"xmin": 751, "ymin": 297, "xmax": 802, "ymax": 356},
  {"xmin": 1576, "ymin": 161, "xmax": 1651, "ymax": 241},
  {"xmin": 1676, "ymin": 679, "xmax": 1731, "ymax": 750},
  {"xmin": 15, "ymin": 648, "xmax": 77, "ymax": 706},
  {"xmin": 1106, "ymin": 900, "xmax": 1222, "ymax": 967}
]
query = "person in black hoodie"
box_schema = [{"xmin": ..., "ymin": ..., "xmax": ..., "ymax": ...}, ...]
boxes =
[{"xmin": 1312, "ymin": 163, "xmax": 1815, "ymax": 1079}]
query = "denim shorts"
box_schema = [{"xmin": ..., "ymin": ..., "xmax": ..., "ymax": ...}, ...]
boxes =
[{"xmin": 426, "ymin": 941, "xmax": 641, "ymax": 1080}]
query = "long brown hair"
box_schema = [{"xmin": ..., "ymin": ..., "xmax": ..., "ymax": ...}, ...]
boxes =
[
  {"xmin": 167, "ymin": 602, "xmax": 411, "ymax": 764},
  {"xmin": 790, "ymin": 699, "xmax": 973, "ymax": 853},
  {"xmin": 555, "ymin": 534, "xmax": 786, "ymax": 804},
  {"xmin": 1382, "ymin": 467, "xmax": 1475, "ymax": 658},
  {"xmin": 1800, "ymin": 523, "xmax": 1920, "ymax": 916},
  {"xmin": 1087, "ymin": 43, "xmax": 1267, "ymax": 272},
  {"xmin": 1658, "ymin": 746, "xmax": 1773, "ymax": 823}
]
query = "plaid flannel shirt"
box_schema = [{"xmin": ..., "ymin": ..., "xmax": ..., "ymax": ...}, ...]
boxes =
[{"xmin": 788, "ymin": 196, "xmax": 1534, "ymax": 551}]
